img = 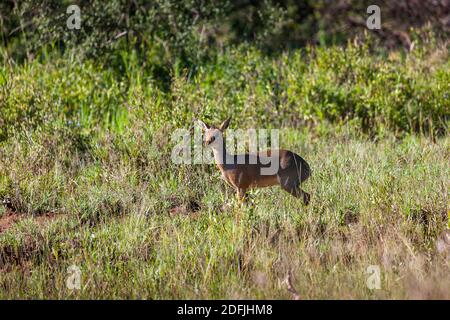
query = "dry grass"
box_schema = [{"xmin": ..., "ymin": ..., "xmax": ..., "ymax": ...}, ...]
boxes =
[{"xmin": 0, "ymin": 128, "xmax": 448, "ymax": 299}]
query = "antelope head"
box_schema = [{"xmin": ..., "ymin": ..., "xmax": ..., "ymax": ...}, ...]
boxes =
[{"xmin": 197, "ymin": 117, "xmax": 231, "ymax": 149}]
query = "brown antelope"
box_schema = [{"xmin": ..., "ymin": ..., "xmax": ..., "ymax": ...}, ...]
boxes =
[{"xmin": 198, "ymin": 117, "xmax": 311, "ymax": 205}]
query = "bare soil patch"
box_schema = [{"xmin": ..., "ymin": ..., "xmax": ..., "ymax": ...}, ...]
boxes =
[
  {"xmin": 0, "ymin": 211, "xmax": 21, "ymax": 234},
  {"xmin": 0, "ymin": 210, "xmax": 58, "ymax": 234}
]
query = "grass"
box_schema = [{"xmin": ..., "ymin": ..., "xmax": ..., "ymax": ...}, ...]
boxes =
[
  {"xmin": 0, "ymin": 37, "xmax": 449, "ymax": 299},
  {"xmin": 0, "ymin": 127, "xmax": 448, "ymax": 299}
]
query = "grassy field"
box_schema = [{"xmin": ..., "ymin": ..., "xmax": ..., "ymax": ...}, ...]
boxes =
[{"xmin": 0, "ymin": 38, "xmax": 449, "ymax": 299}]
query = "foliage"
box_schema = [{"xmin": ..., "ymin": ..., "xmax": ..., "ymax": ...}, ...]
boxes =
[
  {"xmin": 0, "ymin": 0, "xmax": 449, "ymax": 300},
  {"xmin": 1, "ymin": 36, "xmax": 448, "ymax": 142}
]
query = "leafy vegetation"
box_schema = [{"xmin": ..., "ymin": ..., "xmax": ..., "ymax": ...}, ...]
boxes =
[{"xmin": 0, "ymin": 0, "xmax": 449, "ymax": 299}]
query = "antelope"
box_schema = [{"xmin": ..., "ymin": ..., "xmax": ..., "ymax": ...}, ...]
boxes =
[{"xmin": 198, "ymin": 117, "xmax": 311, "ymax": 205}]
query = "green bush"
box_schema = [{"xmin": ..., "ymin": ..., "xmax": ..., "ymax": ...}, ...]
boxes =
[{"xmin": 1, "ymin": 36, "xmax": 449, "ymax": 144}]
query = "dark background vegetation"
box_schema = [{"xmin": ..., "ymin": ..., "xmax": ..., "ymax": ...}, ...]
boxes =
[
  {"xmin": 1, "ymin": 1, "xmax": 449, "ymax": 139},
  {"xmin": 1, "ymin": 0, "xmax": 449, "ymax": 64},
  {"xmin": 0, "ymin": 0, "xmax": 450, "ymax": 57}
]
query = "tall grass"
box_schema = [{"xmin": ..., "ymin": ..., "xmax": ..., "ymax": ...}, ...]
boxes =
[
  {"xmin": 1, "ymin": 37, "xmax": 448, "ymax": 143},
  {"xmin": 0, "ymin": 128, "xmax": 448, "ymax": 298},
  {"xmin": 0, "ymin": 37, "xmax": 449, "ymax": 299}
]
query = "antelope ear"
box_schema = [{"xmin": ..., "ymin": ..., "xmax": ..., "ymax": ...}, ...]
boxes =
[
  {"xmin": 197, "ymin": 120, "xmax": 209, "ymax": 131},
  {"xmin": 219, "ymin": 117, "xmax": 231, "ymax": 131}
]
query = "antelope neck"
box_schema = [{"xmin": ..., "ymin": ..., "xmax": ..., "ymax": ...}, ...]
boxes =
[{"xmin": 211, "ymin": 140, "xmax": 232, "ymax": 168}]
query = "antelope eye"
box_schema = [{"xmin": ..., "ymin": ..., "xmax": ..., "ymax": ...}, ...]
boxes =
[{"xmin": 209, "ymin": 136, "xmax": 215, "ymax": 144}]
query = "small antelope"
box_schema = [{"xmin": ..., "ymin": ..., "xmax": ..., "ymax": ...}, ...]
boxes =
[{"xmin": 198, "ymin": 117, "xmax": 311, "ymax": 205}]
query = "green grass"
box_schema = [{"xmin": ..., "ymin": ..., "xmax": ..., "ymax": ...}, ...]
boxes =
[
  {"xmin": 0, "ymin": 38, "xmax": 449, "ymax": 299},
  {"xmin": 1, "ymin": 39, "xmax": 449, "ymax": 142},
  {"xmin": 0, "ymin": 127, "xmax": 448, "ymax": 299}
]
